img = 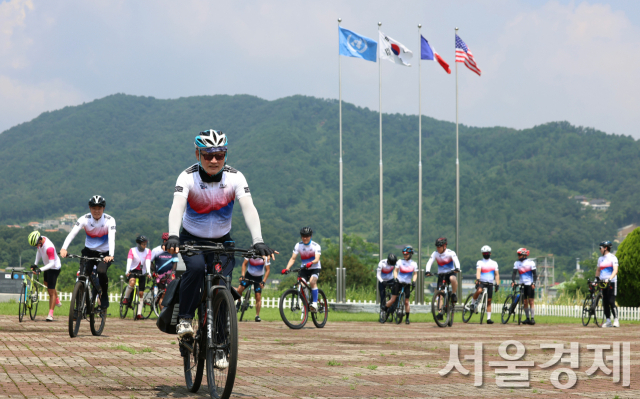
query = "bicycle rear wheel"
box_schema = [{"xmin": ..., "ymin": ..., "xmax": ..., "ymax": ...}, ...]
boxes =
[
  {"xmin": 479, "ymin": 293, "xmax": 486, "ymax": 325},
  {"xmin": 153, "ymin": 290, "xmax": 163, "ymax": 317},
  {"xmin": 311, "ymin": 289, "xmax": 328, "ymax": 328},
  {"xmin": 462, "ymin": 294, "xmax": 474, "ymax": 323},
  {"xmin": 18, "ymin": 283, "xmax": 26, "ymax": 322},
  {"xmin": 183, "ymin": 308, "xmax": 204, "ymax": 392},
  {"xmin": 431, "ymin": 290, "xmax": 448, "ymax": 328},
  {"xmin": 582, "ymin": 296, "xmax": 593, "ymax": 327},
  {"xmin": 501, "ymin": 295, "xmax": 513, "ymax": 324},
  {"xmin": 593, "ymin": 295, "xmax": 603, "ymax": 327},
  {"xmin": 132, "ymin": 290, "xmax": 140, "ymax": 320},
  {"xmin": 447, "ymin": 296, "xmax": 454, "ymax": 327},
  {"xmin": 517, "ymin": 292, "xmax": 524, "ymax": 325},
  {"xmin": 119, "ymin": 285, "xmax": 129, "ymax": 319},
  {"xmin": 279, "ymin": 288, "xmax": 308, "ymax": 329},
  {"xmin": 29, "ymin": 283, "xmax": 39, "ymax": 320},
  {"xmin": 142, "ymin": 287, "xmax": 153, "ymax": 319},
  {"xmin": 69, "ymin": 282, "xmax": 85, "ymax": 338},
  {"xmin": 394, "ymin": 293, "xmax": 405, "ymax": 324},
  {"xmin": 239, "ymin": 288, "xmax": 251, "ymax": 322},
  {"xmin": 89, "ymin": 292, "xmax": 105, "ymax": 336},
  {"xmin": 206, "ymin": 290, "xmax": 238, "ymax": 399}
]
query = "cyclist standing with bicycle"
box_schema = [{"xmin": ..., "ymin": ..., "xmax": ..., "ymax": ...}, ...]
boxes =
[
  {"xmin": 282, "ymin": 227, "xmax": 321, "ymax": 312},
  {"xmin": 376, "ymin": 253, "xmax": 397, "ymax": 311},
  {"xmin": 124, "ymin": 235, "xmax": 152, "ymax": 320},
  {"xmin": 471, "ymin": 245, "xmax": 499, "ymax": 324},
  {"xmin": 236, "ymin": 256, "xmax": 270, "ymax": 322},
  {"xmin": 164, "ymin": 129, "xmax": 276, "ymax": 338},
  {"xmin": 426, "ymin": 237, "xmax": 461, "ymax": 318},
  {"xmin": 151, "ymin": 233, "xmax": 178, "ymax": 310},
  {"xmin": 382, "ymin": 247, "xmax": 417, "ymax": 325},
  {"xmin": 596, "ymin": 240, "xmax": 619, "ymax": 328},
  {"xmin": 60, "ymin": 195, "xmax": 115, "ymax": 315},
  {"xmin": 28, "ymin": 231, "xmax": 62, "ymax": 321},
  {"xmin": 511, "ymin": 248, "xmax": 536, "ymax": 325}
]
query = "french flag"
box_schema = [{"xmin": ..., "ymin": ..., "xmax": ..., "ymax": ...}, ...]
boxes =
[{"xmin": 421, "ymin": 35, "xmax": 451, "ymax": 74}]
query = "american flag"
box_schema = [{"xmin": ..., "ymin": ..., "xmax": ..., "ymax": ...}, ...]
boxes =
[{"xmin": 455, "ymin": 34, "xmax": 481, "ymax": 76}]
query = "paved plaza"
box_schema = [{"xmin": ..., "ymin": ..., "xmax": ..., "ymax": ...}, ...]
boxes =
[{"xmin": 0, "ymin": 314, "xmax": 639, "ymax": 398}]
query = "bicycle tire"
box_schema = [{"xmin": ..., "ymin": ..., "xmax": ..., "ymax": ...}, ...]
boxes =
[
  {"xmin": 141, "ymin": 287, "xmax": 154, "ymax": 319},
  {"xmin": 384, "ymin": 286, "xmax": 394, "ymax": 323},
  {"xmin": 582, "ymin": 296, "xmax": 593, "ymax": 327},
  {"xmin": 239, "ymin": 288, "xmax": 251, "ymax": 322},
  {"xmin": 153, "ymin": 290, "xmax": 164, "ymax": 317},
  {"xmin": 69, "ymin": 282, "xmax": 84, "ymax": 338},
  {"xmin": 447, "ymin": 295, "xmax": 454, "ymax": 327},
  {"xmin": 29, "ymin": 282, "xmax": 39, "ymax": 320},
  {"xmin": 462, "ymin": 294, "xmax": 474, "ymax": 323},
  {"xmin": 279, "ymin": 288, "xmax": 308, "ymax": 329},
  {"xmin": 206, "ymin": 289, "xmax": 238, "ymax": 399},
  {"xmin": 501, "ymin": 295, "xmax": 513, "ymax": 324},
  {"xmin": 479, "ymin": 292, "xmax": 486, "ymax": 325},
  {"xmin": 394, "ymin": 292, "xmax": 405, "ymax": 324},
  {"xmin": 89, "ymin": 290, "xmax": 106, "ymax": 336},
  {"xmin": 18, "ymin": 283, "xmax": 26, "ymax": 322},
  {"xmin": 183, "ymin": 307, "xmax": 204, "ymax": 392},
  {"xmin": 119, "ymin": 285, "xmax": 129, "ymax": 319},
  {"xmin": 593, "ymin": 294, "xmax": 603, "ymax": 327},
  {"xmin": 517, "ymin": 290, "xmax": 524, "ymax": 325},
  {"xmin": 311, "ymin": 289, "xmax": 328, "ymax": 328},
  {"xmin": 132, "ymin": 288, "xmax": 140, "ymax": 320},
  {"xmin": 431, "ymin": 290, "xmax": 448, "ymax": 328}
]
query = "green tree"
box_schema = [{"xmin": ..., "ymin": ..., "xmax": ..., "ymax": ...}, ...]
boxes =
[
  {"xmin": 616, "ymin": 227, "xmax": 640, "ymax": 307},
  {"xmin": 318, "ymin": 234, "xmax": 378, "ymax": 288}
]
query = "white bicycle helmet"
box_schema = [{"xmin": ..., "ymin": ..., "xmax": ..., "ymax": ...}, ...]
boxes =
[
  {"xmin": 195, "ymin": 129, "xmax": 227, "ymax": 151},
  {"xmin": 481, "ymin": 245, "xmax": 491, "ymax": 253}
]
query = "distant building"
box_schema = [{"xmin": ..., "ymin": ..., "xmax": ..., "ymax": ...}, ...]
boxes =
[
  {"xmin": 6, "ymin": 225, "xmax": 21, "ymax": 228},
  {"xmin": 28, "ymin": 222, "xmax": 40, "ymax": 227},
  {"xmin": 573, "ymin": 195, "xmax": 587, "ymax": 202}
]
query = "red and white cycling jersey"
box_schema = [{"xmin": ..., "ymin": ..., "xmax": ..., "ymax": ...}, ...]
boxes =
[
  {"xmin": 293, "ymin": 241, "xmax": 321, "ymax": 270},
  {"xmin": 377, "ymin": 259, "xmax": 395, "ymax": 282},
  {"xmin": 396, "ymin": 259, "xmax": 417, "ymax": 284},
  {"xmin": 426, "ymin": 249, "xmax": 461, "ymax": 274},
  {"xmin": 35, "ymin": 236, "xmax": 61, "ymax": 271},
  {"xmin": 174, "ymin": 164, "xmax": 251, "ymax": 239},
  {"xmin": 62, "ymin": 213, "xmax": 116, "ymax": 255},
  {"xmin": 244, "ymin": 257, "xmax": 270, "ymax": 277},
  {"xmin": 513, "ymin": 259, "xmax": 536, "ymax": 285},
  {"xmin": 598, "ymin": 253, "xmax": 618, "ymax": 282},
  {"xmin": 126, "ymin": 247, "xmax": 152, "ymax": 274},
  {"xmin": 477, "ymin": 258, "xmax": 499, "ymax": 283}
]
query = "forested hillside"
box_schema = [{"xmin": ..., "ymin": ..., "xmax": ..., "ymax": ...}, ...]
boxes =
[{"xmin": 1, "ymin": 94, "xmax": 638, "ymax": 278}]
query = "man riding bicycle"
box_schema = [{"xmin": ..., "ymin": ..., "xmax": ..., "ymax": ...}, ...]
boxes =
[
  {"xmin": 60, "ymin": 195, "xmax": 115, "ymax": 315},
  {"xmin": 124, "ymin": 235, "xmax": 152, "ymax": 320},
  {"xmin": 28, "ymin": 231, "xmax": 62, "ymax": 322},
  {"xmin": 471, "ymin": 245, "xmax": 500, "ymax": 324},
  {"xmin": 164, "ymin": 129, "xmax": 276, "ymax": 338},
  {"xmin": 150, "ymin": 233, "xmax": 178, "ymax": 310},
  {"xmin": 381, "ymin": 246, "xmax": 417, "ymax": 325},
  {"xmin": 596, "ymin": 240, "xmax": 619, "ymax": 328},
  {"xmin": 377, "ymin": 253, "xmax": 397, "ymax": 310},
  {"xmin": 282, "ymin": 227, "xmax": 321, "ymax": 312},
  {"xmin": 512, "ymin": 247, "xmax": 536, "ymax": 325},
  {"xmin": 236, "ymin": 255, "xmax": 270, "ymax": 322},
  {"xmin": 426, "ymin": 237, "xmax": 461, "ymax": 318}
]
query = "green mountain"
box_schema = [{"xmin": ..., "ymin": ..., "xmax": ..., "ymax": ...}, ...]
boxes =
[{"xmin": 1, "ymin": 94, "xmax": 638, "ymax": 279}]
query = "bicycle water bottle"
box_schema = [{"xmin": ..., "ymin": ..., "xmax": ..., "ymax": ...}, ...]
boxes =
[{"xmin": 154, "ymin": 286, "xmax": 158, "ymax": 296}]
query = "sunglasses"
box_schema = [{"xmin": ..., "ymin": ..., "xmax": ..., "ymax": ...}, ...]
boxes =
[{"xmin": 200, "ymin": 151, "xmax": 226, "ymax": 161}]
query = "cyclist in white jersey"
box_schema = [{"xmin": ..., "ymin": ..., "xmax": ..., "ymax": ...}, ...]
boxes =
[
  {"xmin": 124, "ymin": 235, "xmax": 152, "ymax": 320},
  {"xmin": 164, "ymin": 129, "xmax": 276, "ymax": 339},
  {"xmin": 236, "ymin": 256, "xmax": 270, "ymax": 322},
  {"xmin": 377, "ymin": 253, "xmax": 397, "ymax": 310},
  {"xmin": 381, "ymin": 246, "xmax": 417, "ymax": 325},
  {"xmin": 60, "ymin": 195, "xmax": 115, "ymax": 314},
  {"xmin": 596, "ymin": 240, "xmax": 619, "ymax": 328},
  {"xmin": 425, "ymin": 237, "xmax": 461, "ymax": 310},
  {"xmin": 511, "ymin": 247, "xmax": 537, "ymax": 325},
  {"xmin": 283, "ymin": 227, "xmax": 321, "ymax": 312},
  {"xmin": 470, "ymin": 245, "xmax": 500, "ymax": 324},
  {"xmin": 28, "ymin": 231, "xmax": 62, "ymax": 322},
  {"xmin": 150, "ymin": 233, "xmax": 178, "ymax": 310}
]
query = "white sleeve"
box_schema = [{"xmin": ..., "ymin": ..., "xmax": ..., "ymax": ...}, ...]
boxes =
[
  {"xmin": 168, "ymin": 195, "xmax": 187, "ymax": 237},
  {"xmin": 234, "ymin": 171, "xmax": 251, "ymax": 201},
  {"xmin": 145, "ymin": 259, "xmax": 151, "ymax": 274},
  {"xmin": 62, "ymin": 219, "xmax": 85, "ymax": 250},
  {"xmin": 376, "ymin": 262, "xmax": 383, "ymax": 283},
  {"xmin": 108, "ymin": 219, "xmax": 116, "ymax": 257},
  {"xmin": 40, "ymin": 258, "xmax": 55, "ymax": 272},
  {"xmin": 34, "ymin": 251, "xmax": 41, "ymax": 266},
  {"xmin": 125, "ymin": 258, "xmax": 132, "ymax": 274},
  {"xmin": 174, "ymin": 171, "xmax": 190, "ymax": 199},
  {"xmin": 426, "ymin": 253, "xmax": 435, "ymax": 273},
  {"xmin": 452, "ymin": 252, "xmax": 461, "ymax": 271},
  {"xmin": 238, "ymin": 196, "xmax": 264, "ymax": 245},
  {"xmin": 292, "ymin": 243, "xmax": 300, "ymax": 255}
]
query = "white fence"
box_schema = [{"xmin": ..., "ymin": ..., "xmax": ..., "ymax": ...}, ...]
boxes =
[{"xmin": 41, "ymin": 292, "xmax": 640, "ymax": 321}]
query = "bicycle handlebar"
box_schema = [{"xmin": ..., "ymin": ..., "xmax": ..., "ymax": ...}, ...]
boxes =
[
  {"xmin": 179, "ymin": 242, "xmax": 261, "ymax": 258},
  {"xmin": 62, "ymin": 253, "xmax": 107, "ymax": 262}
]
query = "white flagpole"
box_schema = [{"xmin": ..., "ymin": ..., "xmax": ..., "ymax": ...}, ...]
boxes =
[
  {"xmin": 418, "ymin": 23, "xmax": 423, "ymax": 304},
  {"xmin": 455, "ymin": 27, "xmax": 461, "ymax": 300},
  {"xmin": 338, "ymin": 18, "xmax": 344, "ymax": 303},
  {"xmin": 378, "ymin": 21, "xmax": 383, "ymax": 262}
]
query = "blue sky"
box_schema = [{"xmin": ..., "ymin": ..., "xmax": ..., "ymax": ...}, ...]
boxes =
[{"xmin": 1, "ymin": 0, "xmax": 639, "ymax": 138}]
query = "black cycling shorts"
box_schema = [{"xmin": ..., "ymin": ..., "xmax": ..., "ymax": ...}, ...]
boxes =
[
  {"xmin": 475, "ymin": 281, "xmax": 494, "ymax": 299},
  {"xmin": 42, "ymin": 269, "xmax": 60, "ymax": 290},
  {"xmin": 299, "ymin": 268, "xmax": 320, "ymax": 282},
  {"xmin": 128, "ymin": 272, "xmax": 146, "ymax": 291},
  {"xmin": 240, "ymin": 273, "xmax": 264, "ymax": 293},
  {"xmin": 522, "ymin": 284, "xmax": 535, "ymax": 299},
  {"xmin": 437, "ymin": 273, "xmax": 456, "ymax": 290},
  {"xmin": 392, "ymin": 281, "xmax": 412, "ymax": 299}
]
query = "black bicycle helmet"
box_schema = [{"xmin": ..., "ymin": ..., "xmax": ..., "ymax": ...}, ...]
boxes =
[
  {"xmin": 402, "ymin": 246, "xmax": 414, "ymax": 254},
  {"xmin": 135, "ymin": 235, "xmax": 148, "ymax": 244},
  {"xmin": 435, "ymin": 237, "xmax": 447, "ymax": 247},
  {"xmin": 300, "ymin": 226, "xmax": 313, "ymax": 236},
  {"xmin": 599, "ymin": 240, "xmax": 612, "ymax": 250},
  {"xmin": 387, "ymin": 253, "xmax": 397, "ymax": 265},
  {"xmin": 88, "ymin": 195, "xmax": 106, "ymax": 207}
]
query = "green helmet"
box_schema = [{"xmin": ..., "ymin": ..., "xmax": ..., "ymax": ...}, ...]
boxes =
[{"xmin": 28, "ymin": 231, "xmax": 41, "ymax": 246}]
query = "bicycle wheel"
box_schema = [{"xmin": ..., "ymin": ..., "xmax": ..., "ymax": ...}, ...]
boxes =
[
  {"xmin": 239, "ymin": 288, "xmax": 251, "ymax": 322},
  {"xmin": 89, "ymin": 291, "xmax": 106, "ymax": 336},
  {"xmin": 119, "ymin": 285, "xmax": 129, "ymax": 319},
  {"xmin": 394, "ymin": 292, "xmax": 405, "ymax": 324},
  {"xmin": 462, "ymin": 294, "xmax": 474, "ymax": 323},
  {"xmin": 582, "ymin": 296, "xmax": 593, "ymax": 327},
  {"xmin": 141, "ymin": 287, "xmax": 153, "ymax": 319},
  {"xmin": 431, "ymin": 290, "xmax": 448, "ymax": 328},
  {"xmin": 153, "ymin": 290, "xmax": 164, "ymax": 317},
  {"xmin": 593, "ymin": 294, "xmax": 603, "ymax": 327},
  {"xmin": 183, "ymin": 308, "xmax": 204, "ymax": 392},
  {"xmin": 132, "ymin": 290, "xmax": 139, "ymax": 320},
  {"xmin": 206, "ymin": 290, "xmax": 238, "ymax": 399},
  {"xmin": 517, "ymin": 292, "xmax": 524, "ymax": 325},
  {"xmin": 18, "ymin": 283, "xmax": 26, "ymax": 322},
  {"xmin": 501, "ymin": 295, "xmax": 513, "ymax": 324},
  {"xmin": 447, "ymin": 295, "xmax": 454, "ymax": 327},
  {"xmin": 69, "ymin": 282, "xmax": 85, "ymax": 338},
  {"xmin": 29, "ymin": 282, "xmax": 39, "ymax": 320},
  {"xmin": 279, "ymin": 288, "xmax": 308, "ymax": 329},
  {"xmin": 479, "ymin": 293, "xmax": 486, "ymax": 325},
  {"xmin": 312, "ymin": 289, "xmax": 328, "ymax": 328}
]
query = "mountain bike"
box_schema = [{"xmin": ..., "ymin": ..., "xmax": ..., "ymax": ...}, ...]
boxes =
[
  {"xmin": 9, "ymin": 266, "xmax": 46, "ymax": 322},
  {"xmin": 378, "ymin": 280, "xmax": 395, "ymax": 323},
  {"xmin": 379, "ymin": 282, "xmax": 414, "ymax": 324},
  {"xmin": 501, "ymin": 283, "xmax": 525, "ymax": 325},
  {"xmin": 462, "ymin": 282, "xmax": 498, "ymax": 324},
  {"xmin": 152, "ymin": 272, "xmax": 174, "ymax": 317},
  {"xmin": 65, "ymin": 254, "xmax": 107, "ymax": 337},
  {"xmin": 236, "ymin": 278, "xmax": 253, "ymax": 322},
  {"xmin": 431, "ymin": 271, "xmax": 458, "ymax": 328},
  {"xmin": 582, "ymin": 278, "xmax": 607, "ymax": 327},
  {"xmin": 279, "ymin": 268, "xmax": 328, "ymax": 329},
  {"xmin": 119, "ymin": 272, "xmax": 152, "ymax": 320},
  {"xmin": 178, "ymin": 241, "xmax": 256, "ymax": 399}
]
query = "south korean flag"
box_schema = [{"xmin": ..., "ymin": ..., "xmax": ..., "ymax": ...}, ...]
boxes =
[{"xmin": 379, "ymin": 31, "xmax": 413, "ymax": 66}]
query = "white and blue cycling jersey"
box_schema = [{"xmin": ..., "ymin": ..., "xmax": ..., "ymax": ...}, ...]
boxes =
[
  {"xmin": 597, "ymin": 253, "xmax": 618, "ymax": 282},
  {"xmin": 245, "ymin": 257, "xmax": 270, "ymax": 277},
  {"xmin": 514, "ymin": 259, "xmax": 536, "ymax": 285},
  {"xmin": 477, "ymin": 258, "xmax": 498, "ymax": 283},
  {"xmin": 62, "ymin": 213, "xmax": 116, "ymax": 256},
  {"xmin": 377, "ymin": 259, "xmax": 395, "ymax": 282},
  {"xmin": 396, "ymin": 259, "xmax": 417, "ymax": 284},
  {"xmin": 426, "ymin": 249, "xmax": 461, "ymax": 274},
  {"xmin": 293, "ymin": 241, "xmax": 321, "ymax": 270}
]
